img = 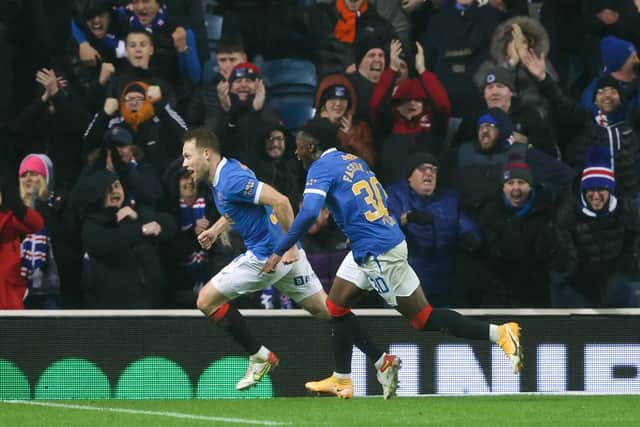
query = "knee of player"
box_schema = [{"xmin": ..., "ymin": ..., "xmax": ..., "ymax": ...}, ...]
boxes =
[
  {"xmin": 196, "ymin": 285, "xmax": 219, "ymax": 315},
  {"xmin": 325, "ymin": 297, "xmax": 352, "ymax": 318}
]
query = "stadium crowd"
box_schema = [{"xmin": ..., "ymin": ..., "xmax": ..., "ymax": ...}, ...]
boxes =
[{"xmin": 2, "ymin": 0, "xmax": 640, "ymax": 310}]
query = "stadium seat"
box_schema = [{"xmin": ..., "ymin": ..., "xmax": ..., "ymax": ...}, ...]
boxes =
[
  {"xmin": 205, "ymin": 14, "xmax": 223, "ymax": 50},
  {"xmin": 268, "ymin": 95, "xmax": 315, "ymax": 133},
  {"xmin": 261, "ymin": 59, "xmax": 317, "ymax": 97}
]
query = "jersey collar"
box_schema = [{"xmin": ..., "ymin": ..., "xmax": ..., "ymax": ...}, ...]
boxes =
[
  {"xmin": 320, "ymin": 147, "xmax": 337, "ymax": 158},
  {"xmin": 213, "ymin": 157, "xmax": 228, "ymax": 187}
]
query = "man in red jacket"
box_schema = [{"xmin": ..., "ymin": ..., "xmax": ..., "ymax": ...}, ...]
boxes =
[{"xmin": 0, "ymin": 169, "xmax": 44, "ymax": 309}]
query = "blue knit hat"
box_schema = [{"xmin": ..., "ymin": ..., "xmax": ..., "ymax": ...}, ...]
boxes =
[
  {"xmin": 477, "ymin": 113, "xmax": 497, "ymax": 128},
  {"xmin": 600, "ymin": 36, "xmax": 636, "ymax": 73},
  {"xmin": 581, "ymin": 147, "xmax": 616, "ymax": 193}
]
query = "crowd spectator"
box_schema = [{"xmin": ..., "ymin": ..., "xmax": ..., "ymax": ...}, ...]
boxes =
[
  {"xmin": 475, "ymin": 16, "xmax": 558, "ymax": 109},
  {"xmin": 422, "ymin": 0, "xmax": 501, "ymax": 117},
  {"xmin": 348, "ymin": 32, "xmax": 390, "ymax": 125},
  {"xmin": 555, "ymin": 147, "xmax": 640, "ymax": 307},
  {"xmin": 106, "ymin": 30, "xmax": 177, "ymax": 107},
  {"xmin": 375, "ymin": 41, "xmax": 451, "ymax": 186},
  {"xmin": 72, "ymin": 0, "xmax": 202, "ymax": 108},
  {"xmin": 85, "ymin": 82, "xmax": 187, "ymax": 175},
  {"xmin": 12, "ymin": 68, "xmax": 87, "ymax": 193},
  {"xmin": 252, "ymin": 123, "xmax": 301, "ymax": 207},
  {"xmin": 18, "ymin": 154, "xmax": 68, "ymax": 309},
  {"xmin": 215, "ymin": 62, "xmax": 279, "ymax": 170},
  {"xmin": 301, "ymin": 0, "xmax": 395, "ymax": 79},
  {"xmin": 315, "ymin": 74, "xmax": 375, "ymax": 167},
  {"xmin": 440, "ymin": 109, "xmax": 513, "ymax": 220},
  {"xmin": 79, "ymin": 168, "xmax": 176, "ymax": 308},
  {"xmin": 0, "ymin": 165, "xmax": 45, "ymax": 310},
  {"xmin": 187, "ymin": 36, "xmax": 247, "ymax": 129},
  {"xmin": 580, "ymin": 36, "xmax": 640, "ymax": 129},
  {"xmin": 474, "ymin": 152, "xmax": 567, "ymax": 307},
  {"xmin": 386, "ymin": 152, "xmax": 481, "ymax": 307},
  {"xmin": 523, "ymin": 49, "xmax": 640, "ymax": 201}
]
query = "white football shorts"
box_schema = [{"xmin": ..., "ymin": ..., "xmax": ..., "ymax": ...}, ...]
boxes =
[
  {"xmin": 336, "ymin": 241, "xmax": 420, "ymax": 307},
  {"xmin": 211, "ymin": 249, "xmax": 322, "ymax": 303}
]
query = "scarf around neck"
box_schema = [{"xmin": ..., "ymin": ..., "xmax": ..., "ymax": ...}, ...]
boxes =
[
  {"xmin": 128, "ymin": 4, "xmax": 168, "ymax": 32},
  {"xmin": 579, "ymin": 193, "xmax": 618, "ymax": 218},
  {"xmin": 335, "ymin": 0, "xmax": 368, "ymax": 44}
]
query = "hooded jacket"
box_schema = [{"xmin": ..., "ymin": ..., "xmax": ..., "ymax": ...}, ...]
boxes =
[
  {"xmin": 314, "ymin": 74, "xmax": 376, "ymax": 167},
  {"xmin": 80, "ymin": 170, "xmax": 176, "ymax": 308},
  {"xmin": 475, "ymin": 16, "xmax": 558, "ymax": 105},
  {"xmin": 373, "ymin": 68, "xmax": 451, "ymax": 185}
]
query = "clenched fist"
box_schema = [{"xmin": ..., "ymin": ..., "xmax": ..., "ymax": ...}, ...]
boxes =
[{"xmin": 104, "ymin": 97, "xmax": 119, "ymax": 115}]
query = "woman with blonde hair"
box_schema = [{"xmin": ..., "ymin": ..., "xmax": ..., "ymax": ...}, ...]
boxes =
[{"xmin": 18, "ymin": 154, "xmax": 63, "ymax": 308}]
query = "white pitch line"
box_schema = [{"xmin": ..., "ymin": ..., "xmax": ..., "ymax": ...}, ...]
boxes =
[{"xmin": 2, "ymin": 400, "xmax": 289, "ymax": 426}]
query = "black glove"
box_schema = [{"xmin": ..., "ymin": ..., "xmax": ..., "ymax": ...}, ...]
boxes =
[
  {"xmin": 0, "ymin": 170, "xmax": 26, "ymax": 219},
  {"xmin": 406, "ymin": 210, "xmax": 434, "ymax": 225},
  {"xmin": 458, "ymin": 232, "xmax": 482, "ymax": 254}
]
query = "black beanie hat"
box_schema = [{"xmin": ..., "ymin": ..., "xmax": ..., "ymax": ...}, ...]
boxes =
[
  {"xmin": 300, "ymin": 118, "xmax": 339, "ymax": 151},
  {"xmin": 405, "ymin": 151, "xmax": 439, "ymax": 177},
  {"xmin": 354, "ymin": 32, "xmax": 386, "ymax": 68},
  {"xmin": 594, "ymin": 74, "xmax": 620, "ymax": 100},
  {"xmin": 319, "ymin": 85, "xmax": 352, "ymax": 110},
  {"xmin": 502, "ymin": 152, "xmax": 533, "ymax": 185},
  {"xmin": 483, "ymin": 66, "xmax": 515, "ymax": 92}
]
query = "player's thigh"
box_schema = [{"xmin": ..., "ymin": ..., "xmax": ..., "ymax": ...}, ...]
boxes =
[
  {"xmin": 331, "ymin": 251, "xmax": 371, "ymax": 307},
  {"xmin": 359, "ymin": 241, "xmax": 420, "ymax": 307},
  {"xmin": 274, "ymin": 249, "xmax": 324, "ymax": 305},
  {"xmin": 297, "ymin": 290, "xmax": 330, "ymax": 320},
  {"xmin": 196, "ymin": 278, "xmax": 230, "ymax": 313},
  {"xmin": 211, "ymin": 251, "xmax": 291, "ymax": 300}
]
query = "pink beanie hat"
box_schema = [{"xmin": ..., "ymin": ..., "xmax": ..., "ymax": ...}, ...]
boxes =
[{"xmin": 19, "ymin": 154, "xmax": 49, "ymax": 182}]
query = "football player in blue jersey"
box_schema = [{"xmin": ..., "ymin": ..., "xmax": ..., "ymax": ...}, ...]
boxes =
[
  {"xmin": 263, "ymin": 119, "xmax": 524, "ymax": 398},
  {"xmin": 182, "ymin": 127, "xmax": 396, "ymax": 395}
]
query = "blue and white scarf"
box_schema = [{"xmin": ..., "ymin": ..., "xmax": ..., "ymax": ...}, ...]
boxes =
[
  {"xmin": 127, "ymin": 4, "xmax": 168, "ymax": 33},
  {"xmin": 179, "ymin": 197, "xmax": 209, "ymax": 288}
]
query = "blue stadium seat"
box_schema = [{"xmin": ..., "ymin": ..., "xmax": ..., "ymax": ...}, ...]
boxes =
[
  {"xmin": 261, "ymin": 59, "xmax": 317, "ymax": 97},
  {"xmin": 268, "ymin": 95, "xmax": 315, "ymax": 133},
  {"xmin": 205, "ymin": 14, "xmax": 223, "ymax": 50}
]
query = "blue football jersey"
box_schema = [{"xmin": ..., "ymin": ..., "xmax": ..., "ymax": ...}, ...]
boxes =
[
  {"xmin": 211, "ymin": 158, "xmax": 280, "ymax": 259},
  {"xmin": 303, "ymin": 149, "xmax": 404, "ymax": 263}
]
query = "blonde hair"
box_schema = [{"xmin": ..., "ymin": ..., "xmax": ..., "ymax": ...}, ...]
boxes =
[{"xmin": 20, "ymin": 173, "xmax": 48, "ymax": 207}]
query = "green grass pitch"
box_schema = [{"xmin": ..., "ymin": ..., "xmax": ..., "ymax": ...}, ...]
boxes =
[{"xmin": 2, "ymin": 395, "xmax": 639, "ymax": 427}]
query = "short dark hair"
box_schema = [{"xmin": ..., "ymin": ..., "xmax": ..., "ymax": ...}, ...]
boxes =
[
  {"xmin": 217, "ymin": 36, "xmax": 245, "ymax": 55},
  {"xmin": 183, "ymin": 127, "xmax": 221, "ymax": 153},
  {"xmin": 126, "ymin": 29, "xmax": 154, "ymax": 46}
]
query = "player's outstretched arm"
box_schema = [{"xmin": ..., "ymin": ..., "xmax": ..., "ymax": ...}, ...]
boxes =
[
  {"xmin": 197, "ymin": 215, "xmax": 230, "ymax": 250},
  {"xmin": 261, "ymin": 194, "xmax": 325, "ymax": 273}
]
